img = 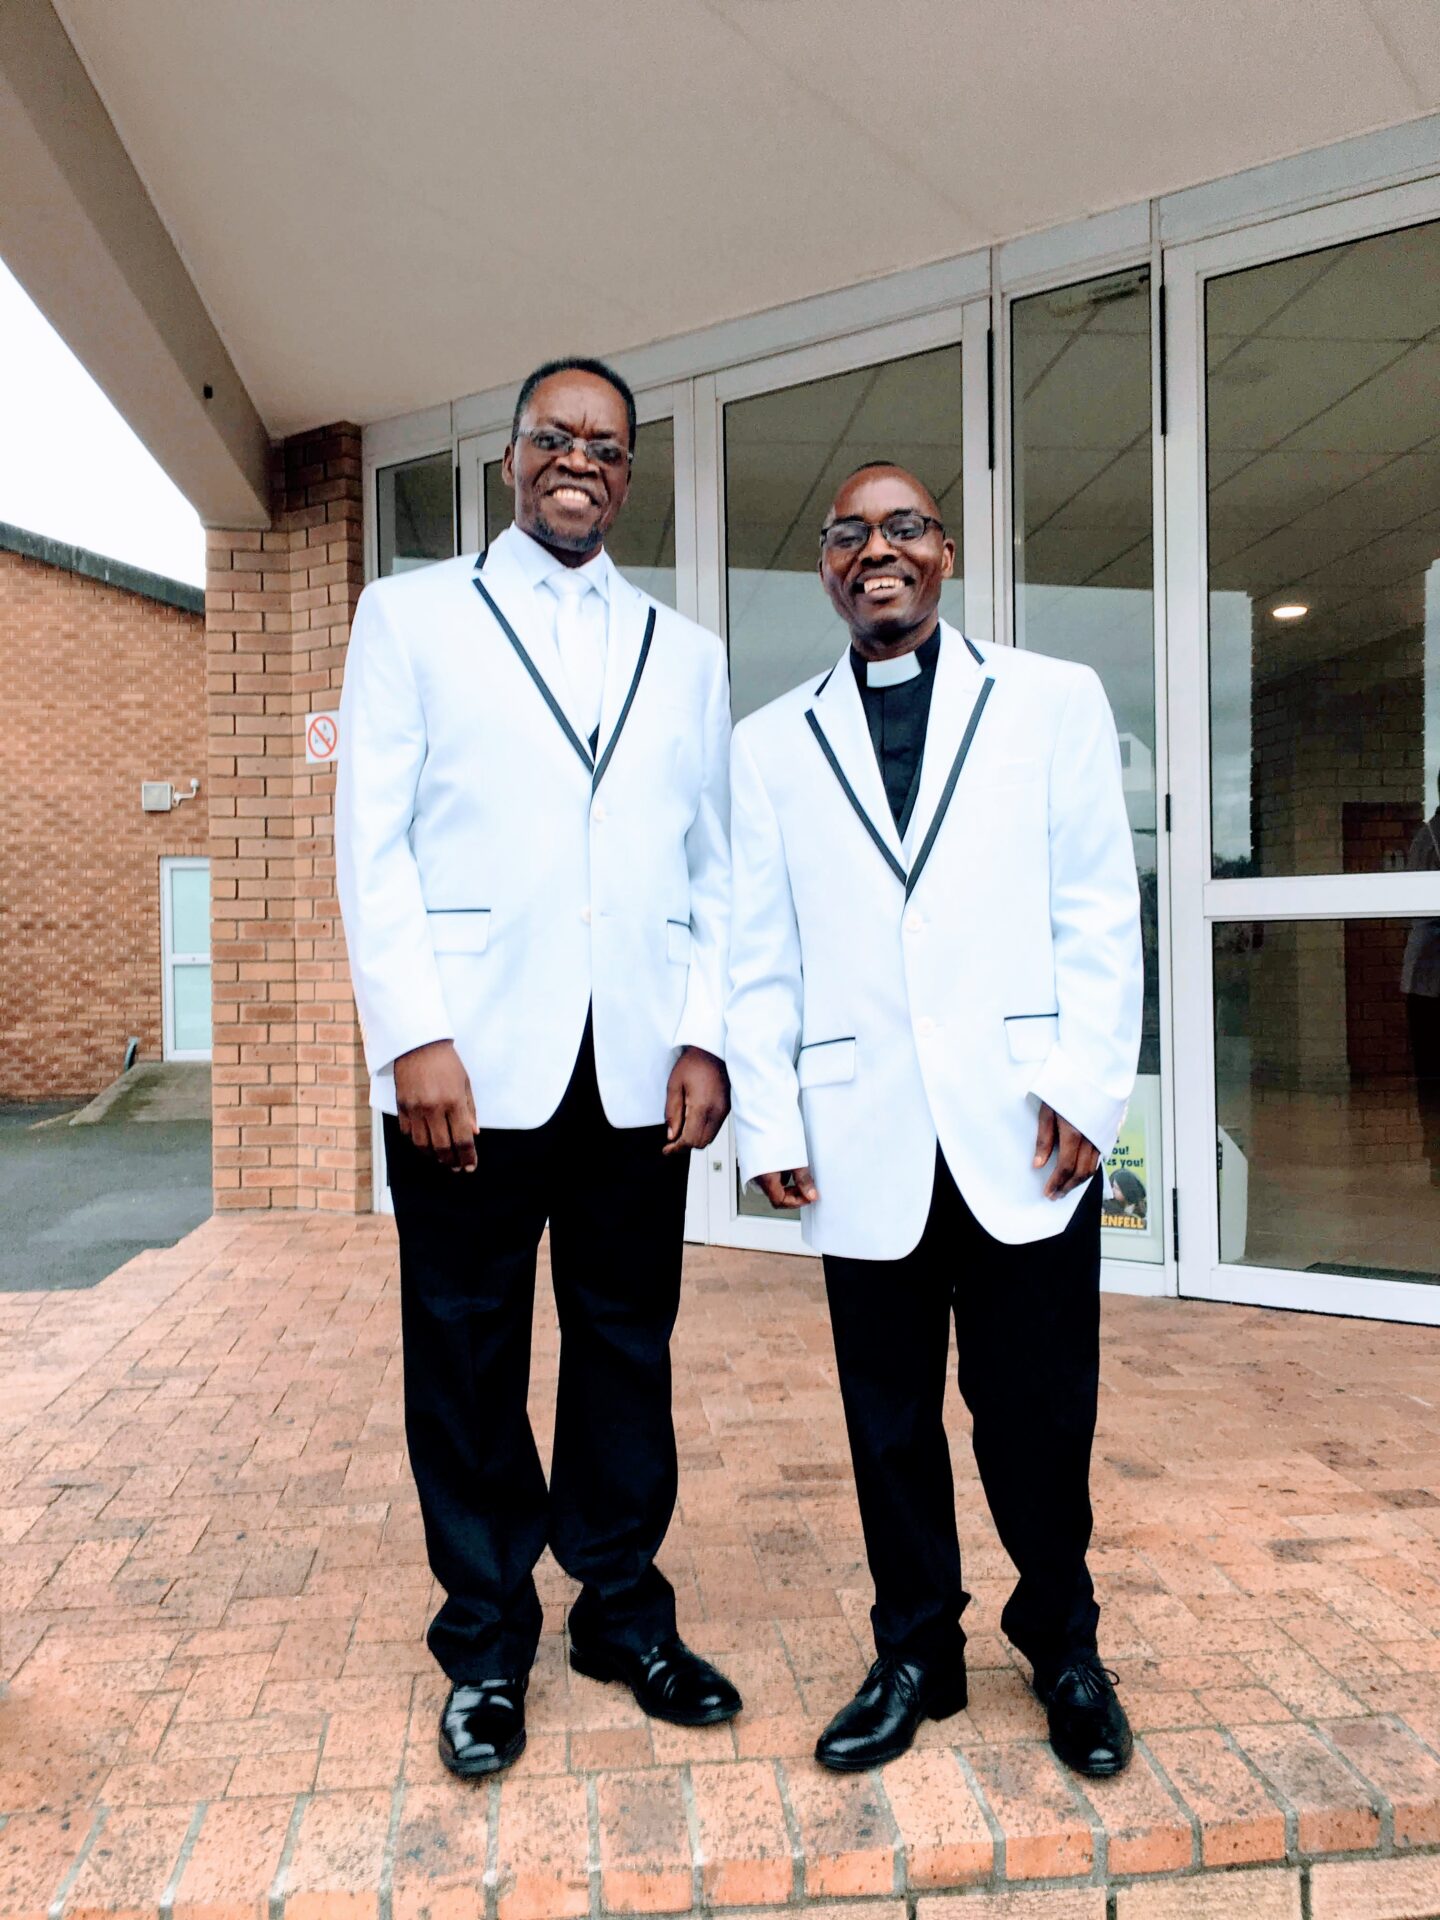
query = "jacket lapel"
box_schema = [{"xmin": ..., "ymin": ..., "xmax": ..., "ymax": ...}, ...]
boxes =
[
  {"xmin": 472, "ymin": 535, "xmax": 595, "ymax": 774},
  {"xmin": 902, "ymin": 625, "xmax": 995, "ymax": 898},
  {"xmin": 592, "ymin": 574, "xmax": 656, "ymax": 794},
  {"xmin": 805, "ymin": 649, "xmax": 907, "ymax": 886}
]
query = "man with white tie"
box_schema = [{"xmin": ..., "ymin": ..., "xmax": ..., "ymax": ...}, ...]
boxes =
[
  {"xmin": 725, "ymin": 462, "xmax": 1143, "ymax": 1777},
  {"xmin": 336, "ymin": 359, "xmax": 740, "ymax": 1778}
]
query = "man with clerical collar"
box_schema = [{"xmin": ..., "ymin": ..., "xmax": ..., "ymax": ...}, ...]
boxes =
[
  {"xmin": 337, "ymin": 357, "xmax": 740, "ymax": 1779},
  {"xmin": 725, "ymin": 460, "xmax": 1144, "ymax": 1776}
]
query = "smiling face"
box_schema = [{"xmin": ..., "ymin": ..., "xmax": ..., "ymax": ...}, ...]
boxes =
[
  {"xmin": 819, "ymin": 466, "xmax": 954, "ymax": 654},
  {"xmin": 502, "ymin": 368, "xmax": 632, "ymax": 562}
]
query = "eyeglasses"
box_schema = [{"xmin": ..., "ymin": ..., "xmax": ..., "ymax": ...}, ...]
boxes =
[
  {"xmin": 516, "ymin": 427, "xmax": 633, "ymax": 470},
  {"xmin": 820, "ymin": 510, "xmax": 946, "ymax": 554}
]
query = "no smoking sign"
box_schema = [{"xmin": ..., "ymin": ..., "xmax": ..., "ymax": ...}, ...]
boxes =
[{"xmin": 305, "ymin": 710, "xmax": 340, "ymax": 764}]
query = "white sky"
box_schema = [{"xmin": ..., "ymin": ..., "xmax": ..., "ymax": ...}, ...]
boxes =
[{"xmin": 0, "ymin": 259, "xmax": 206, "ymax": 587}]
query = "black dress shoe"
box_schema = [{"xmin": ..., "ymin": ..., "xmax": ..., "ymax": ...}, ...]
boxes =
[
  {"xmin": 815, "ymin": 1655, "xmax": 968, "ymax": 1772},
  {"xmin": 1035, "ymin": 1652, "xmax": 1133, "ymax": 1777},
  {"xmin": 568, "ymin": 1630, "xmax": 742, "ymax": 1726},
  {"xmin": 438, "ymin": 1678, "xmax": 527, "ymax": 1778}
]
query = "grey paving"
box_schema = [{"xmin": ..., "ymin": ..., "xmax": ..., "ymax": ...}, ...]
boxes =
[{"xmin": 0, "ymin": 1070, "xmax": 212, "ymax": 1291}]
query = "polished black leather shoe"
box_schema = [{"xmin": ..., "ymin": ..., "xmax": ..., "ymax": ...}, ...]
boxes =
[
  {"xmin": 568, "ymin": 1629, "xmax": 742, "ymax": 1726},
  {"xmin": 815, "ymin": 1655, "xmax": 968, "ymax": 1772},
  {"xmin": 438, "ymin": 1678, "xmax": 527, "ymax": 1778},
  {"xmin": 1035, "ymin": 1652, "xmax": 1133, "ymax": 1777}
]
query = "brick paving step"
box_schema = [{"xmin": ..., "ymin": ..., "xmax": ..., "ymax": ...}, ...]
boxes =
[{"xmin": 3, "ymin": 1215, "xmax": 1440, "ymax": 1920}]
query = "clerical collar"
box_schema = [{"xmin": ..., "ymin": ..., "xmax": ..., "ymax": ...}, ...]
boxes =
[{"xmin": 851, "ymin": 625, "xmax": 941, "ymax": 690}]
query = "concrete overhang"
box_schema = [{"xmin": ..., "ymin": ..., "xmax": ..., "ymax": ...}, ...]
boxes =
[{"xmin": 1, "ymin": 0, "xmax": 1437, "ymax": 501}]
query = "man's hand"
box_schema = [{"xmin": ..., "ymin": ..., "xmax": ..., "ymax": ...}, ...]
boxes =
[
  {"xmin": 395, "ymin": 1039, "xmax": 478, "ymax": 1172},
  {"xmin": 1033, "ymin": 1102, "xmax": 1100, "ymax": 1198},
  {"xmin": 754, "ymin": 1167, "xmax": 819, "ymax": 1210},
  {"xmin": 663, "ymin": 1047, "xmax": 731, "ymax": 1155}
]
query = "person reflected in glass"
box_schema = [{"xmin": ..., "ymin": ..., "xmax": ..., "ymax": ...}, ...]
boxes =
[{"xmin": 1402, "ymin": 773, "xmax": 1440, "ymax": 1185}]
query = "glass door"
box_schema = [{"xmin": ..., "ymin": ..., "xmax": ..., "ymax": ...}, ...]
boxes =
[
  {"xmin": 1167, "ymin": 182, "xmax": 1440, "ymax": 1323},
  {"xmin": 700, "ymin": 304, "xmax": 993, "ymax": 1251},
  {"xmin": 161, "ymin": 857, "xmax": 211, "ymax": 1061},
  {"xmin": 1006, "ymin": 265, "xmax": 1169, "ymax": 1276}
]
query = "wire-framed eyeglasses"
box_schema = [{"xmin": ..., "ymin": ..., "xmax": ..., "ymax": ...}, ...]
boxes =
[
  {"xmin": 820, "ymin": 510, "xmax": 946, "ymax": 554},
  {"xmin": 516, "ymin": 427, "xmax": 633, "ymax": 470}
]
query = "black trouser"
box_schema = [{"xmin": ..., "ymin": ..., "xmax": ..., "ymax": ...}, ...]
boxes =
[
  {"xmin": 822, "ymin": 1153, "xmax": 1102, "ymax": 1675},
  {"xmin": 384, "ymin": 1021, "xmax": 690, "ymax": 1683},
  {"xmin": 1408, "ymin": 992, "xmax": 1440, "ymax": 1180}
]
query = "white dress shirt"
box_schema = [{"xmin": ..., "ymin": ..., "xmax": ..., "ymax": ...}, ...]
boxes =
[{"xmin": 505, "ymin": 524, "xmax": 611, "ymax": 741}]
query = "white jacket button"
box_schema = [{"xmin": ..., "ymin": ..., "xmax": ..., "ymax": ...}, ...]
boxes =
[
  {"xmin": 592, "ymin": 800, "xmax": 607, "ymax": 824},
  {"xmin": 580, "ymin": 905, "xmax": 592, "ymax": 925},
  {"xmin": 904, "ymin": 910, "xmax": 923, "ymax": 933},
  {"xmin": 916, "ymin": 1015, "xmax": 936, "ymax": 1037}
]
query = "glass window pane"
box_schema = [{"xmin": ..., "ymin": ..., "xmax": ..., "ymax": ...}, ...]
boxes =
[
  {"xmin": 1214, "ymin": 912, "xmax": 1440, "ymax": 1282},
  {"xmin": 1206, "ymin": 219, "xmax": 1440, "ymax": 878},
  {"xmin": 483, "ymin": 421, "xmax": 677, "ymax": 608},
  {"xmin": 169, "ymin": 865, "xmax": 209, "ymax": 958},
  {"xmin": 172, "ymin": 964, "xmax": 212, "ymax": 1055},
  {"xmin": 725, "ymin": 344, "xmax": 963, "ymax": 722},
  {"xmin": 1013, "ymin": 269, "xmax": 1162, "ymax": 1263},
  {"xmin": 377, "ymin": 452, "xmax": 454, "ymax": 576}
]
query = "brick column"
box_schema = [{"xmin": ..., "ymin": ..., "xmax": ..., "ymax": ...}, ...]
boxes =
[{"xmin": 206, "ymin": 424, "xmax": 371, "ymax": 1209}]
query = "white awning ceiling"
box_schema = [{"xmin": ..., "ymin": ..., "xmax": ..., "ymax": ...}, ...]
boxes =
[{"xmin": 19, "ymin": 2, "xmax": 1440, "ymax": 455}]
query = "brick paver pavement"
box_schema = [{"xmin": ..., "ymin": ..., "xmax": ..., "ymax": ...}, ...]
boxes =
[{"xmin": 3, "ymin": 1214, "xmax": 1440, "ymax": 1919}]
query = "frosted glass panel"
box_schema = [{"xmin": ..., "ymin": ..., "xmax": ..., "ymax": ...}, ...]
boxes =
[
  {"xmin": 172, "ymin": 964, "xmax": 212, "ymax": 1054},
  {"xmin": 169, "ymin": 866, "xmax": 210, "ymax": 957}
]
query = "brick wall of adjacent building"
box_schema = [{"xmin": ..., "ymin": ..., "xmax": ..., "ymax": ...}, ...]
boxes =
[
  {"xmin": 206, "ymin": 424, "xmax": 370, "ymax": 1210},
  {"xmin": 0, "ymin": 536, "xmax": 206, "ymax": 1099}
]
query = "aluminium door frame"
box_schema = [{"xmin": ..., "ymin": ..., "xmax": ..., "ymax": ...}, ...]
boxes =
[{"xmin": 1164, "ymin": 174, "xmax": 1440, "ymax": 1326}]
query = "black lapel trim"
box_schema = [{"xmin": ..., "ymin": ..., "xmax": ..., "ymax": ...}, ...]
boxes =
[
  {"xmin": 471, "ymin": 571, "xmax": 594, "ymax": 774},
  {"xmin": 592, "ymin": 607, "xmax": 657, "ymax": 793},
  {"xmin": 804, "ymin": 709, "xmax": 906, "ymax": 887},
  {"xmin": 905, "ymin": 676, "xmax": 994, "ymax": 899},
  {"xmin": 814, "ymin": 661, "xmax": 839, "ymax": 698},
  {"xmin": 963, "ymin": 634, "xmax": 984, "ymax": 665}
]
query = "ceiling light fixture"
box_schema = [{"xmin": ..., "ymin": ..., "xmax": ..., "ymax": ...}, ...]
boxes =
[{"xmin": 1271, "ymin": 603, "xmax": 1309, "ymax": 621}]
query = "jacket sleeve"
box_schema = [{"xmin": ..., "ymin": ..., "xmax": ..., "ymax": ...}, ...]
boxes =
[
  {"xmin": 673, "ymin": 634, "xmax": 732, "ymax": 1058},
  {"xmin": 335, "ymin": 582, "xmax": 453, "ymax": 1075},
  {"xmin": 725, "ymin": 723, "xmax": 810, "ymax": 1183},
  {"xmin": 1027, "ymin": 665, "xmax": 1144, "ymax": 1158}
]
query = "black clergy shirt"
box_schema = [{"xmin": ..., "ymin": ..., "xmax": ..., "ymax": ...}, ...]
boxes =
[{"xmin": 850, "ymin": 624, "xmax": 941, "ymax": 837}]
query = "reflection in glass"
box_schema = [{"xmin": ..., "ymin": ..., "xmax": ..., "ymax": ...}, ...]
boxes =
[
  {"xmin": 1206, "ymin": 219, "xmax": 1440, "ymax": 878},
  {"xmin": 377, "ymin": 452, "xmax": 454, "ymax": 576},
  {"xmin": 484, "ymin": 420, "xmax": 677, "ymax": 608},
  {"xmin": 724, "ymin": 345, "xmax": 964, "ymax": 723},
  {"xmin": 1013, "ymin": 270, "xmax": 1161, "ymax": 1261},
  {"xmin": 1214, "ymin": 916, "xmax": 1440, "ymax": 1280}
]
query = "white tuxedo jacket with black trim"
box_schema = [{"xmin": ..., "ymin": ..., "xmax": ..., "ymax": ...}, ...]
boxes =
[
  {"xmin": 336, "ymin": 526, "xmax": 731, "ymax": 1128},
  {"xmin": 725, "ymin": 624, "xmax": 1143, "ymax": 1257}
]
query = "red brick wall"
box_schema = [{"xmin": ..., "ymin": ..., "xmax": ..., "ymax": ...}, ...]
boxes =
[
  {"xmin": 0, "ymin": 547, "xmax": 206, "ymax": 1099},
  {"xmin": 206, "ymin": 424, "xmax": 370, "ymax": 1210}
]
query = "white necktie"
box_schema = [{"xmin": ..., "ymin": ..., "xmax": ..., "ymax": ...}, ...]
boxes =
[{"xmin": 548, "ymin": 568, "xmax": 607, "ymax": 740}]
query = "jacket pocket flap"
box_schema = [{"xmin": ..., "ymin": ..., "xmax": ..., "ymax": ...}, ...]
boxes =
[
  {"xmin": 797, "ymin": 1036, "xmax": 857, "ymax": 1089},
  {"xmin": 1004, "ymin": 1012, "xmax": 1058, "ymax": 1061},
  {"xmin": 666, "ymin": 919, "xmax": 692, "ymax": 964},
  {"xmin": 429, "ymin": 909, "xmax": 491, "ymax": 954}
]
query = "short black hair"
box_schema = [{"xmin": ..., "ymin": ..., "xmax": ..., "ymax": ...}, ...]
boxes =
[
  {"xmin": 844, "ymin": 459, "xmax": 905, "ymax": 482},
  {"xmin": 511, "ymin": 357, "xmax": 637, "ymax": 452}
]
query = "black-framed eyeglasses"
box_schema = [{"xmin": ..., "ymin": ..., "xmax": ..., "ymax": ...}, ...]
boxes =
[
  {"xmin": 516, "ymin": 427, "xmax": 633, "ymax": 470},
  {"xmin": 820, "ymin": 510, "xmax": 945, "ymax": 554}
]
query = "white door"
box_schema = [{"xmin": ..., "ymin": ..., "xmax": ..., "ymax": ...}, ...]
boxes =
[
  {"xmin": 1166, "ymin": 181, "xmax": 1440, "ymax": 1324},
  {"xmin": 699, "ymin": 302, "xmax": 994, "ymax": 1253},
  {"xmin": 161, "ymin": 856, "xmax": 211, "ymax": 1061}
]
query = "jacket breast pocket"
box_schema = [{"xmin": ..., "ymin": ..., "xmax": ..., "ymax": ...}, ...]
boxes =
[
  {"xmin": 1004, "ymin": 1012, "xmax": 1058, "ymax": 1061},
  {"xmin": 666, "ymin": 919, "xmax": 692, "ymax": 964},
  {"xmin": 428, "ymin": 909, "xmax": 491, "ymax": 954},
  {"xmin": 797, "ymin": 1036, "xmax": 857, "ymax": 1089}
]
